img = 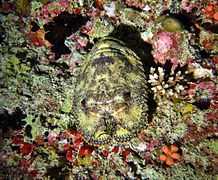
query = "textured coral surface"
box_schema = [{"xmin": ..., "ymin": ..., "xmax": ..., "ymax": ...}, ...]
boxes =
[{"xmin": 0, "ymin": 0, "xmax": 217, "ymax": 179}]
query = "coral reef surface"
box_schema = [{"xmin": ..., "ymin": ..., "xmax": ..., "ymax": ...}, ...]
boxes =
[{"xmin": 0, "ymin": 0, "xmax": 217, "ymax": 179}]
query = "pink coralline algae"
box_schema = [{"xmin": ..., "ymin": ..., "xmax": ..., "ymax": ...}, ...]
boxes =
[
  {"xmin": 69, "ymin": 34, "xmax": 88, "ymax": 50},
  {"xmin": 94, "ymin": 0, "xmax": 105, "ymax": 11},
  {"xmin": 80, "ymin": 22, "xmax": 95, "ymax": 36},
  {"xmin": 188, "ymin": 81, "xmax": 216, "ymax": 109},
  {"xmin": 205, "ymin": 111, "xmax": 218, "ymax": 121},
  {"xmin": 33, "ymin": 0, "xmax": 69, "ymax": 25},
  {"xmin": 102, "ymin": 149, "xmax": 109, "ymax": 157},
  {"xmin": 112, "ymin": 146, "xmax": 120, "ymax": 153},
  {"xmin": 210, "ymin": 97, "xmax": 218, "ymax": 109},
  {"xmin": 2, "ymin": 1, "xmax": 15, "ymax": 13},
  {"xmin": 121, "ymin": 148, "xmax": 131, "ymax": 162},
  {"xmin": 78, "ymin": 146, "xmax": 93, "ymax": 157},
  {"xmin": 59, "ymin": 53, "xmax": 81, "ymax": 69},
  {"xmin": 66, "ymin": 150, "xmax": 77, "ymax": 164},
  {"xmin": 152, "ymin": 31, "xmax": 183, "ymax": 70},
  {"xmin": 59, "ymin": 129, "xmax": 85, "ymax": 150},
  {"xmin": 125, "ymin": 0, "xmax": 146, "ymax": 10},
  {"xmin": 19, "ymin": 157, "xmax": 31, "ymax": 168},
  {"xmin": 12, "ymin": 133, "xmax": 35, "ymax": 156},
  {"xmin": 11, "ymin": 134, "xmax": 23, "ymax": 145},
  {"xmin": 180, "ymin": 0, "xmax": 195, "ymax": 13},
  {"xmin": 188, "ymin": 81, "xmax": 216, "ymax": 100},
  {"xmin": 70, "ymin": 131, "xmax": 85, "ymax": 150},
  {"xmin": 156, "ymin": 33, "xmax": 174, "ymax": 53},
  {"xmin": 146, "ymin": 140, "xmax": 160, "ymax": 152},
  {"xmin": 48, "ymin": 131, "xmax": 60, "ymax": 144},
  {"xmin": 86, "ymin": 6, "xmax": 101, "ymax": 20},
  {"xmin": 20, "ymin": 142, "xmax": 35, "ymax": 155}
]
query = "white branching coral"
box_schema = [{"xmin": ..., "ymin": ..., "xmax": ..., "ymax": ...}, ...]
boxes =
[
  {"xmin": 190, "ymin": 63, "xmax": 214, "ymax": 80},
  {"xmin": 148, "ymin": 67, "xmax": 188, "ymax": 100}
]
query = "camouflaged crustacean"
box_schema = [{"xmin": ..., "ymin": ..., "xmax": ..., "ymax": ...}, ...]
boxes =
[{"xmin": 73, "ymin": 37, "xmax": 148, "ymax": 145}]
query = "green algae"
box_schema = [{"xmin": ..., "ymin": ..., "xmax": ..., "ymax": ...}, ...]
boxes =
[
  {"xmin": 16, "ymin": 0, "xmax": 31, "ymax": 16},
  {"xmin": 90, "ymin": 18, "xmax": 114, "ymax": 39},
  {"xmin": 78, "ymin": 156, "xmax": 92, "ymax": 166},
  {"xmin": 59, "ymin": 99, "xmax": 72, "ymax": 113},
  {"xmin": 23, "ymin": 115, "xmax": 45, "ymax": 139},
  {"xmin": 202, "ymin": 140, "xmax": 218, "ymax": 154},
  {"xmin": 0, "ymin": 55, "xmax": 32, "ymax": 86},
  {"xmin": 39, "ymin": 0, "xmax": 52, "ymax": 5},
  {"xmin": 157, "ymin": 16, "xmax": 183, "ymax": 32}
]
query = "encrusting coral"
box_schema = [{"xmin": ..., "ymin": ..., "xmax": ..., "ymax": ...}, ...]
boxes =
[{"xmin": 0, "ymin": 0, "xmax": 217, "ymax": 179}]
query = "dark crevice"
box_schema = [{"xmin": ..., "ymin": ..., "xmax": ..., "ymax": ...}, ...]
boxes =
[
  {"xmin": 109, "ymin": 24, "xmax": 156, "ymax": 75},
  {"xmin": 200, "ymin": 22, "xmax": 218, "ymax": 34},
  {"xmin": 193, "ymin": 99, "xmax": 211, "ymax": 110},
  {"xmin": 43, "ymin": 11, "xmax": 87, "ymax": 59},
  {"xmin": 31, "ymin": 21, "xmax": 40, "ymax": 32},
  {"xmin": 45, "ymin": 165, "xmax": 67, "ymax": 179},
  {"xmin": 0, "ymin": 108, "xmax": 26, "ymax": 136},
  {"xmin": 25, "ymin": 124, "xmax": 32, "ymax": 138}
]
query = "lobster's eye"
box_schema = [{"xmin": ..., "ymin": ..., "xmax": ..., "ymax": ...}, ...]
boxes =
[
  {"xmin": 81, "ymin": 99, "xmax": 86, "ymax": 108},
  {"xmin": 123, "ymin": 92, "xmax": 131, "ymax": 100}
]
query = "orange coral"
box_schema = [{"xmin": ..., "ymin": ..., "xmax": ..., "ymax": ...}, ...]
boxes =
[
  {"xmin": 203, "ymin": 1, "xmax": 218, "ymax": 21},
  {"xmin": 26, "ymin": 28, "xmax": 49, "ymax": 48},
  {"xmin": 159, "ymin": 144, "xmax": 181, "ymax": 166}
]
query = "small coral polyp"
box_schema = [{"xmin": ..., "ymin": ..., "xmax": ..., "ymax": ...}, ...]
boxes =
[
  {"xmin": 159, "ymin": 144, "xmax": 181, "ymax": 166},
  {"xmin": 73, "ymin": 37, "xmax": 149, "ymax": 145}
]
